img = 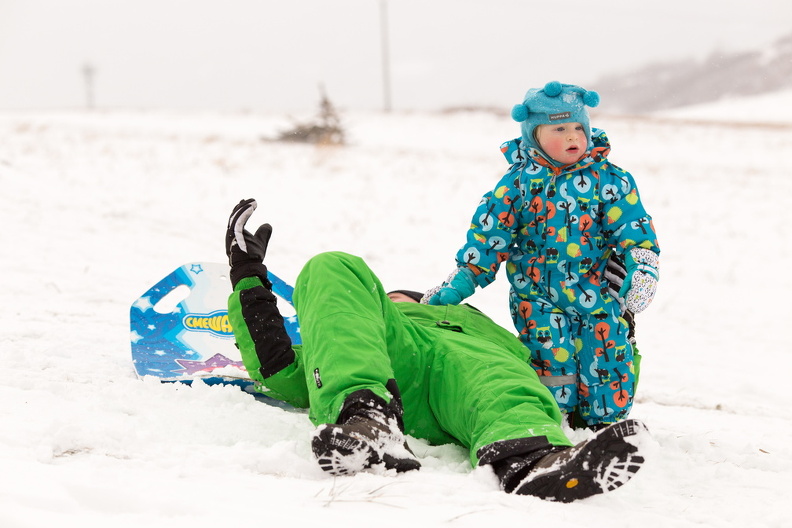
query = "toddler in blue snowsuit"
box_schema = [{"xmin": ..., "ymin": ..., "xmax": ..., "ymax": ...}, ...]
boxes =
[{"xmin": 423, "ymin": 82, "xmax": 660, "ymax": 427}]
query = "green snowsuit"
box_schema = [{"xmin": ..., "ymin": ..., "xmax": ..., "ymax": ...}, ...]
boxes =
[{"xmin": 228, "ymin": 251, "xmax": 573, "ymax": 467}]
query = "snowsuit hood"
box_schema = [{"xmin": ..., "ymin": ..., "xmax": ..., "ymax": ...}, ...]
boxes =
[{"xmin": 500, "ymin": 128, "xmax": 612, "ymax": 176}]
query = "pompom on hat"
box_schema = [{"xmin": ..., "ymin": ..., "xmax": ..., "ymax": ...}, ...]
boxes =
[{"xmin": 511, "ymin": 81, "xmax": 600, "ymax": 156}]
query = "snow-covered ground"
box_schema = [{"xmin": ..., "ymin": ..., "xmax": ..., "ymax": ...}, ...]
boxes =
[
  {"xmin": 1, "ymin": 91, "xmax": 791, "ymax": 527},
  {"xmin": 655, "ymin": 88, "xmax": 792, "ymax": 125}
]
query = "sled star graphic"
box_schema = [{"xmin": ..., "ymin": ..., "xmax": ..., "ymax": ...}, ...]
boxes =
[
  {"xmin": 174, "ymin": 353, "xmax": 244, "ymax": 374},
  {"xmin": 190, "ymin": 264, "xmax": 205, "ymax": 274}
]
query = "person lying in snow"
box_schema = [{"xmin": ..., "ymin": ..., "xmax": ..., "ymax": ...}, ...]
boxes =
[{"xmin": 225, "ymin": 198, "xmax": 647, "ymax": 502}]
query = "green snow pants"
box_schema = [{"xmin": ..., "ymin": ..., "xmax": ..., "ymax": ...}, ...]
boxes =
[{"xmin": 290, "ymin": 252, "xmax": 573, "ymax": 466}]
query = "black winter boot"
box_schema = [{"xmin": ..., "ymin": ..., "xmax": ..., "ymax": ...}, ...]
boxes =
[
  {"xmin": 512, "ymin": 419, "xmax": 647, "ymax": 502},
  {"xmin": 311, "ymin": 389, "xmax": 421, "ymax": 476},
  {"xmin": 491, "ymin": 447, "xmax": 559, "ymax": 494}
]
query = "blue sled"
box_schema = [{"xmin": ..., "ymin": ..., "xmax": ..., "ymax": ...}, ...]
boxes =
[{"xmin": 130, "ymin": 262, "xmax": 300, "ymax": 403}]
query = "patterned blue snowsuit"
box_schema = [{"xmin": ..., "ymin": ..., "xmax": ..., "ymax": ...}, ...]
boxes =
[{"xmin": 455, "ymin": 130, "xmax": 660, "ymax": 425}]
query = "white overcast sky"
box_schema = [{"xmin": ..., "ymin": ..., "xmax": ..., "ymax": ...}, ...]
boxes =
[{"xmin": 1, "ymin": 0, "xmax": 790, "ymax": 112}]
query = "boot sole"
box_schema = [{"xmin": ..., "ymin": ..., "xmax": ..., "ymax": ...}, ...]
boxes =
[
  {"xmin": 514, "ymin": 419, "xmax": 647, "ymax": 502},
  {"xmin": 312, "ymin": 425, "xmax": 380, "ymax": 476},
  {"xmin": 312, "ymin": 424, "xmax": 421, "ymax": 476}
]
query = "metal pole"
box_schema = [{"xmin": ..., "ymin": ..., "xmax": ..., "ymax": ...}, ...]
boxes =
[
  {"xmin": 82, "ymin": 63, "xmax": 95, "ymax": 110},
  {"xmin": 380, "ymin": 0, "xmax": 392, "ymax": 112}
]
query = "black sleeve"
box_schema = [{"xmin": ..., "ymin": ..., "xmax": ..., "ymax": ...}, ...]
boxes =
[{"xmin": 238, "ymin": 285, "xmax": 295, "ymax": 378}]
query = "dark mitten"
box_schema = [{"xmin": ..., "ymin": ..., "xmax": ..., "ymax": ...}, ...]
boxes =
[
  {"xmin": 604, "ymin": 251, "xmax": 627, "ymax": 302},
  {"xmin": 604, "ymin": 252, "xmax": 636, "ymax": 343},
  {"xmin": 225, "ymin": 198, "xmax": 273, "ymax": 288}
]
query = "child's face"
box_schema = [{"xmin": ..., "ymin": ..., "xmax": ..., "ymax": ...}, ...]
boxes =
[{"xmin": 535, "ymin": 122, "xmax": 587, "ymax": 165}]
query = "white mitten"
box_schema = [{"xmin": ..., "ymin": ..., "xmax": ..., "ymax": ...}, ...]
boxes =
[{"xmin": 618, "ymin": 248, "xmax": 659, "ymax": 313}]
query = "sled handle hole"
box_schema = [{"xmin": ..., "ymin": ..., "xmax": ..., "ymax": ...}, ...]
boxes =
[{"xmin": 153, "ymin": 284, "xmax": 191, "ymax": 314}]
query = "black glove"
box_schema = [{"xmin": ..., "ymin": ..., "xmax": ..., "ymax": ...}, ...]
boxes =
[
  {"xmin": 604, "ymin": 252, "xmax": 627, "ymax": 302},
  {"xmin": 225, "ymin": 198, "xmax": 273, "ymax": 288},
  {"xmin": 604, "ymin": 252, "xmax": 636, "ymax": 343}
]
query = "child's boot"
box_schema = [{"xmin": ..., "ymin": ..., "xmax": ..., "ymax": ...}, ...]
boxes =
[
  {"xmin": 311, "ymin": 389, "xmax": 421, "ymax": 476},
  {"xmin": 511, "ymin": 419, "xmax": 647, "ymax": 502}
]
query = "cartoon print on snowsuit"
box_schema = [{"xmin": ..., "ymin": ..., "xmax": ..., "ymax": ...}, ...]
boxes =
[{"xmin": 458, "ymin": 130, "xmax": 659, "ymax": 425}]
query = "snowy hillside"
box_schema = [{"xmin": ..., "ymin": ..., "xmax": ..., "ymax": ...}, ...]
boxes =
[
  {"xmin": 593, "ymin": 32, "xmax": 792, "ymax": 113},
  {"xmin": 1, "ymin": 93, "xmax": 791, "ymax": 527}
]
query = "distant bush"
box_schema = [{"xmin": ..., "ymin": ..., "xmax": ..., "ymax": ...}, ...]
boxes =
[{"xmin": 274, "ymin": 86, "xmax": 345, "ymax": 145}]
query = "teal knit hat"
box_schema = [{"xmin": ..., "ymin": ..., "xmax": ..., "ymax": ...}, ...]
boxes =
[{"xmin": 511, "ymin": 81, "xmax": 600, "ymax": 155}]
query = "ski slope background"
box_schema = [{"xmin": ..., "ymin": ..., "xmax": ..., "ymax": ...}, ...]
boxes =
[{"xmin": 2, "ymin": 91, "xmax": 791, "ymax": 527}]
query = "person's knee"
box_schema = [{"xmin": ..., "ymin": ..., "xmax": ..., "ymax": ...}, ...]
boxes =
[
  {"xmin": 304, "ymin": 251, "xmax": 361, "ymax": 271},
  {"xmin": 295, "ymin": 251, "xmax": 374, "ymax": 307},
  {"xmin": 299, "ymin": 251, "xmax": 353, "ymax": 282}
]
